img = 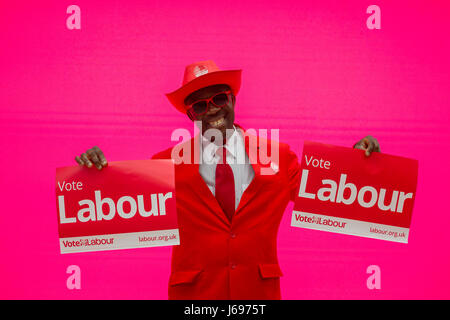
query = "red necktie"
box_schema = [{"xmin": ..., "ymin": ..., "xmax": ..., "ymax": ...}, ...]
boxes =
[{"xmin": 215, "ymin": 147, "xmax": 235, "ymax": 222}]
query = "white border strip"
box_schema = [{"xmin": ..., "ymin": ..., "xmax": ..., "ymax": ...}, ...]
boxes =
[
  {"xmin": 60, "ymin": 229, "xmax": 180, "ymax": 253},
  {"xmin": 291, "ymin": 211, "xmax": 409, "ymax": 243}
]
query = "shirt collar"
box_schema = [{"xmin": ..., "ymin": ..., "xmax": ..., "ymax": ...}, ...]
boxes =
[{"xmin": 201, "ymin": 125, "xmax": 241, "ymax": 163}]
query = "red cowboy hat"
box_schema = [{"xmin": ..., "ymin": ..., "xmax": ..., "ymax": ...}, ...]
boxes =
[{"xmin": 165, "ymin": 60, "xmax": 242, "ymax": 114}]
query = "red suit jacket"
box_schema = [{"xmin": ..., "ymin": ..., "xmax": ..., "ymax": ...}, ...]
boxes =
[{"xmin": 151, "ymin": 125, "xmax": 301, "ymax": 299}]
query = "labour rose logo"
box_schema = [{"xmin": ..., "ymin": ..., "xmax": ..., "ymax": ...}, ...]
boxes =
[{"xmin": 193, "ymin": 65, "xmax": 208, "ymax": 77}]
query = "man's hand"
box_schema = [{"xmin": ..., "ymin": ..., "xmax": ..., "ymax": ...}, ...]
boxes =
[
  {"xmin": 353, "ymin": 135, "xmax": 381, "ymax": 157},
  {"xmin": 75, "ymin": 146, "xmax": 108, "ymax": 170}
]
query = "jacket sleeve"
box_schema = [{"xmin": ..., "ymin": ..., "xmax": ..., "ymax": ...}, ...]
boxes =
[{"xmin": 286, "ymin": 146, "xmax": 301, "ymax": 202}]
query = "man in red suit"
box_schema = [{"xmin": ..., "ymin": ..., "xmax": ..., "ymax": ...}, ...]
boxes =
[{"xmin": 75, "ymin": 60, "xmax": 380, "ymax": 300}]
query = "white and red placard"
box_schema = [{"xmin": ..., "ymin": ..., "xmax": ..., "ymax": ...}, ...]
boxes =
[
  {"xmin": 291, "ymin": 141, "xmax": 418, "ymax": 243},
  {"xmin": 56, "ymin": 159, "xmax": 179, "ymax": 253}
]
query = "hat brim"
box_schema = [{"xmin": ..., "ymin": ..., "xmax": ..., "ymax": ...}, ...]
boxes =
[{"xmin": 166, "ymin": 69, "xmax": 242, "ymax": 114}]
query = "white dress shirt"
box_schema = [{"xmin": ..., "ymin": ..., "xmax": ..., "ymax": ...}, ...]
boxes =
[{"xmin": 199, "ymin": 126, "xmax": 255, "ymax": 210}]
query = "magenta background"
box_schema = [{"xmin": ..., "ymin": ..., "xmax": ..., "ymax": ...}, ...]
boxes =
[{"xmin": 1, "ymin": 0, "xmax": 449, "ymax": 299}]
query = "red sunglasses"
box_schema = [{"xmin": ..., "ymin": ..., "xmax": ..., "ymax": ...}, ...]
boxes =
[{"xmin": 186, "ymin": 90, "xmax": 232, "ymax": 118}]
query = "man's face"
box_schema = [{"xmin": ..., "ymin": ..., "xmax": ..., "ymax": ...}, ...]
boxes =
[{"xmin": 184, "ymin": 84, "xmax": 235, "ymax": 138}]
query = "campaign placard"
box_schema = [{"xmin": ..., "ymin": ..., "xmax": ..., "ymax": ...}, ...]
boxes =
[
  {"xmin": 291, "ymin": 141, "xmax": 418, "ymax": 243},
  {"xmin": 56, "ymin": 159, "xmax": 179, "ymax": 253}
]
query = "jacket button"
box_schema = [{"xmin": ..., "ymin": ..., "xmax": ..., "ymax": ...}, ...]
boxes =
[
  {"xmin": 230, "ymin": 263, "xmax": 237, "ymax": 269},
  {"xmin": 230, "ymin": 232, "xmax": 236, "ymax": 239}
]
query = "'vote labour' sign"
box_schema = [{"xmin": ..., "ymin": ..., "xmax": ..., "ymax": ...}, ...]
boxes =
[
  {"xmin": 56, "ymin": 160, "xmax": 179, "ymax": 253},
  {"xmin": 291, "ymin": 141, "xmax": 418, "ymax": 243}
]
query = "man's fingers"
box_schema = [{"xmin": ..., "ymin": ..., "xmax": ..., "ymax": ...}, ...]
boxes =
[
  {"xmin": 75, "ymin": 147, "xmax": 107, "ymax": 170},
  {"xmin": 75, "ymin": 155, "xmax": 85, "ymax": 166},
  {"xmin": 80, "ymin": 153, "xmax": 93, "ymax": 168},
  {"xmin": 374, "ymin": 138, "xmax": 381, "ymax": 152},
  {"xmin": 353, "ymin": 140, "xmax": 367, "ymax": 151},
  {"xmin": 365, "ymin": 138, "xmax": 375, "ymax": 156},
  {"xmin": 364, "ymin": 136, "xmax": 381, "ymax": 156},
  {"xmin": 86, "ymin": 149, "xmax": 103, "ymax": 170},
  {"xmin": 355, "ymin": 143, "xmax": 365, "ymax": 150},
  {"xmin": 94, "ymin": 146, "xmax": 108, "ymax": 166},
  {"xmin": 354, "ymin": 136, "xmax": 381, "ymax": 157}
]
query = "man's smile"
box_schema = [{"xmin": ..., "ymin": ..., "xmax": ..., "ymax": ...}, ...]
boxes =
[
  {"xmin": 204, "ymin": 110, "xmax": 229, "ymax": 129},
  {"xmin": 208, "ymin": 117, "xmax": 226, "ymax": 128}
]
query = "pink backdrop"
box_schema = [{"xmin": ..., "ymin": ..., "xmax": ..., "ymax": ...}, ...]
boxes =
[{"xmin": 1, "ymin": 0, "xmax": 449, "ymax": 299}]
